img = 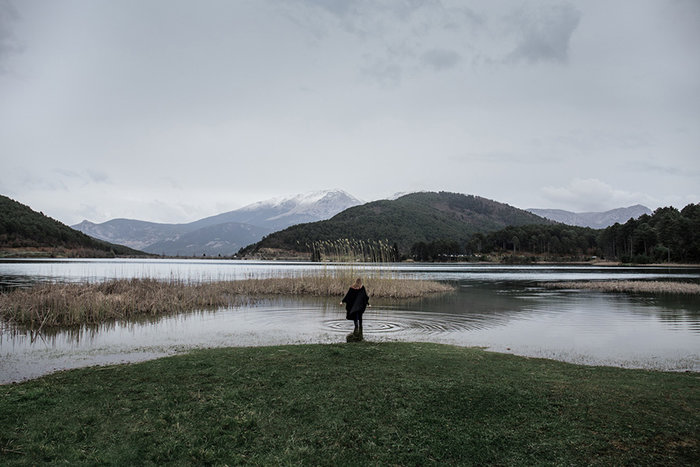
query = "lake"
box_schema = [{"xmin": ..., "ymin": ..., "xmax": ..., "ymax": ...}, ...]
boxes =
[{"xmin": 1, "ymin": 258, "xmax": 699, "ymax": 383}]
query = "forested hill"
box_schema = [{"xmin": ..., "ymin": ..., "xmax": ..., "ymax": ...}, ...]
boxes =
[
  {"xmin": 240, "ymin": 192, "xmax": 551, "ymax": 258},
  {"xmin": 0, "ymin": 195, "xmax": 148, "ymax": 257},
  {"xmin": 415, "ymin": 203, "xmax": 700, "ymax": 263}
]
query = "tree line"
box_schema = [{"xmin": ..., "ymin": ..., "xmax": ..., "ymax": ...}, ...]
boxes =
[
  {"xmin": 410, "ymin": 203, "xmax": 700, "ymax": 263},
  {"xmin": 597, "ymin": 204, "xmax": 699, "ymax": 263}
]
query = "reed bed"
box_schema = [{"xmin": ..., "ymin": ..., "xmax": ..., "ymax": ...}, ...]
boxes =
[
  {"xmin": 544, "ymin": 280, "xmax": 700, "ymax": 295},
  {"xmin": 0, "ymin": 273, "xmax": 453, "ymax": 328},
  {"xmin": 307, "ymin": 238, "xmax": 398, "ymax": 262}
]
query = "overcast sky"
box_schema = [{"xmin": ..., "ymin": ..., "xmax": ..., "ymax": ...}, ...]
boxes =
[{"xmin": 1, "ymin": 0, "xmax": 698, "ymax": 225}]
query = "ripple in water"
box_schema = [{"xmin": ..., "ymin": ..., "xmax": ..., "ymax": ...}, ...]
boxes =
[{"xmin": 322, "ymin": 310, "xmax": 507, "ymax": 335}]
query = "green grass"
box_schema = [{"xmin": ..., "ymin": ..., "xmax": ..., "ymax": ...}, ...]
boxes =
[{"xmin": 0, "ymin": 343, "xmax": 697, "ymax": 465}]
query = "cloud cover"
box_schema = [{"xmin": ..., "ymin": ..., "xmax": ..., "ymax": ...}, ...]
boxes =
[{"xmin": 0, "ymin": 0, "xmax": 698, "ymax": 224}]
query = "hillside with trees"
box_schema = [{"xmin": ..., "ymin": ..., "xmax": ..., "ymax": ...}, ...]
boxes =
[
  {"xmin": 597, "ymin": 204, "xmax": 700, "ymax": 263},
  {"xmin": 425, "ymin": 203, "xmax": 699, "ymax": 264},
  {"xmin": 0, "ymin": 195, "xmax": 148, "ymax": 257},
  {"xmin": 411, "ymin": 224, "xmax": 599, "ymax": 261},
  {"xmin": 462, "ymin": 224, "xmax": 599, "ymax": 262},
  {"xmin": 239, "ymin": 192, "xmax": 551, "ymax": 259}
]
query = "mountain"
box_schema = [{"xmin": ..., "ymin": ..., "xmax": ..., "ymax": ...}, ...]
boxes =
[
  {"xmin": 145, "ymin": 222, "xmax": 271, "ymax": 257},
  {"xmin": 240, "ymin": 191, "xmax": 551, "ymax": 258},
  {"xmin": 526, "ymin": 205, "xmax": 652, "ymax": 229},
  {"xmin": 186, "ymin": 189, "xmax": 363, "ymax": 231},
  {"xmin": 72, "ymin": 219, "xmax": 188, "ymax": 251},
  {"xmin": 72, "ymin": 189, "xmax": 363, "ymax": 257},
  {"xmin": 0, "ymin": 195, "xmax": 147, "ymax": 257}
]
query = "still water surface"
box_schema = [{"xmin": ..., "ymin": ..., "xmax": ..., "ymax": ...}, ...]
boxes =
[{"xmin": 1, "ymin": 259, "xmax": 699, "ymax": 383}]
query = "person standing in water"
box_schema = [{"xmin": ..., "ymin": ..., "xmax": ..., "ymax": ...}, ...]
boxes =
[{"xmin": 341, "ymin": 277, "xmax": 370, "ymax": 341}]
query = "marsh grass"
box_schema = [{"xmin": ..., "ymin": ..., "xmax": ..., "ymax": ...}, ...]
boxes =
[
  {"xmin": 0, "ymin": 269, "xmax": 453, "ymax": 328},
  {"xmin": 544, "ymin": 280, "xmax": 700, "ymax": 295}
]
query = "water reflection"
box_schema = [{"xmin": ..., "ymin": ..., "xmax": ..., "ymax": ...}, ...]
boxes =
[
  {"xmin": 1, "ymin": 258, "xmax": 699, "ymax": 288},
  {"xmin": 1, "ymin": 261, "xmax": 699, "ymax": 383}
]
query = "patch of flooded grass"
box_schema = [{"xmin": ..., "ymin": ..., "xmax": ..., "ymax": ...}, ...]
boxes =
[
  {"xmin": 0, "ymin": 272, "xmax": 454, "ymax": 328},
  {"xmin": 544, "ymin": 280, "xmax": 700, "ymax": 295},
  {"xmin": 0, "ymin": 342, "xmax": 696, "ymax": 465}
]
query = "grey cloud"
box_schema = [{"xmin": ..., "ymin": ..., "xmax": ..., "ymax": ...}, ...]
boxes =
[
  {"xmin": 507, "ymin": 3, "xmax": 581, "ymax": 64},
  {"xmin": 20, "ymin": 172, "xmax": 67, "ymax": 192},
  {"xmin": 442, "ymin": 6, "xmax": 483, "ymax": 31},
  {"xmin": 0, "ymin": 0, "xmax": 19, "ymax": 71},
  {"xmin": 51, "ymin": 169, "xmax": 110, "ymax": 187},
  {"xmin": 360, "ymin": 58, "xmax": 402, "ymax": 87},
  {"xmin": 282, "ymin": 0, "xmax": 384, "ymax": 37},
  {"xmin": 293, "ymin": 0, "xmax": 483, "ymax": 39},
  {"xmin": 453, "ymin": 151, "xmax": 558, "ymax": 165},
  {"xmin": 300, "ymin": 0, "xmax": 352, "ymax": 17},
  {"xmin": 541, "ymin": 178, "xmax": 653, "ymax": 212},
  {"xmin": 52, "ymin": 169, "xmax": 83, "ymax": 183},
  {"xmin": 296, "ymin": 0, "xmax": 426, "ymax": 23},
  {"xmin": 421, "ymin": 48, "xmax": 460, "ymax": 71},
  {"xmin": 282, "ymin": 0, "xmax": 483, "ymax": 86},
  {"xmin": 556, "ymin": 129, "xmax": 652, "ymax": 153},
  {"xmin": 664, "ymin": 0, "xmax": 700, "ymax": 43},
  {"xmin": 633, "ymin": 162, "xmax": 699, "ymax": 178},
  {"xmin": 87, "ymin": 170, "xmax": 110, "ymax": 184}
]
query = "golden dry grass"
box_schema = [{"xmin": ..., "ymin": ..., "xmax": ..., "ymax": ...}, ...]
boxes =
[
  {"xmin": 544, "ymin": 280, "xmax": 700, "ymax": 295},
  {"xmin": 0, "ymin": 273, "xmax": 453, "ymax": 328}
]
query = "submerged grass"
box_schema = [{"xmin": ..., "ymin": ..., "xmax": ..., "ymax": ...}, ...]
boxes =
[
  {"xmin": 0, "ymin": 342, "xmax": 697, "ymax": 465},
  {"xmin": 0, "ymin": 272, "xmax": 453, "ymax": 328},
  {"xmin": 544, "ymin": 280, "xmax": 700, "ymax": 295}
]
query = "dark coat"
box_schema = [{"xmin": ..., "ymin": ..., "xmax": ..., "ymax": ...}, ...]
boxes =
[{"xmin": 342, "ymin": 286, "xmax": 369, "ymax": 320}]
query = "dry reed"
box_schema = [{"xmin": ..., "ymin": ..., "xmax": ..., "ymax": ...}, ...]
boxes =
[
  {"xmin": 0, "ymin": 273, "xmax": 453, "ymax": 328},
  {"xmin": 543, "ymin": 280, "xmax": 700, "ymax": 295}
]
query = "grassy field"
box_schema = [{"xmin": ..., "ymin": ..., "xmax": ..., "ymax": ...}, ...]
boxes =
[
  {"xmin": 0, "ymin": 274, "xmax": 453, "ymax": 328},
  {"xmin": 0, "ymin": 342, "xmax": 697, "ymax": 465}
]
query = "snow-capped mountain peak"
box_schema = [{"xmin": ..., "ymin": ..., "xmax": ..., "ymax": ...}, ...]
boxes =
[
  {"xmin": 265, "ymin": 190, "xmax": 362, "ymax": 221},
  {"xmin": 240, "ymin": 189, "xmax": 361, "ymax": 211}
]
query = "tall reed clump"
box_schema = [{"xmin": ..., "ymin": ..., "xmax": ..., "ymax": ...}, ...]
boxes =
[
  {"xmin": 0, "ymin": 279, "xmax": 246, "ymax": 328},
  {"xmin": 268, "ymin": 267, "xmax": 453, "ymax": 298},
  {"xmin": 307, "ymin": 239, "xmax": 399, "ymax": 262},
  {"xmin": 0, "ymin": 272, "xmax": 453, "ymax": 328}
]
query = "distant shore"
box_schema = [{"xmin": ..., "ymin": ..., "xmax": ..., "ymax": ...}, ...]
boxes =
[
  {"xmin": 2, "ymin": 250, "xmax": 699, "ymax": 268},
  {"xmin": 0, "ymin": 248, "xmax": 700, "ymax": 268},
  {"xmin": 0, "ymin": 247, "xmax": 153, "ymax": 259}
]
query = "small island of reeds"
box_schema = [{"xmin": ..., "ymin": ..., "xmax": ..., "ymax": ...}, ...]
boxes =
[
  {"xmin": 543, "ymin": 280, "xmax": 700, "ymax": 295},
  {"xmin": 0, "ymin": 272, "xmax": 454, "ymax": 328}
]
